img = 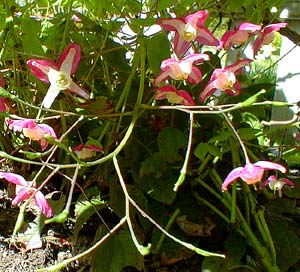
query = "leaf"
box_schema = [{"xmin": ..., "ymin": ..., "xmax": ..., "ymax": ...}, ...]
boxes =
[
  {"xmin": 147, "ymin": 33, "xmax": 171, "ymax": 75},
  {"xmin": 194, "ymin": 142, "xmax": 209, "ymax": 160},
  {"xmin": 202, "ymin": 256, "xmax": 225, "ymax": 271},
  {"xmin": 268, "ymin": 216, "xmax": 300, "ymax": 271},
  {"xmin": 20, "ymin": 215, "xmax": 44, "ymax": 251},
  {"xmin": 158, "ymin": 127, "xmax": 187, "ymax": 163},
  {"xmin": 91, "ymin": 229, "xmax": 144, "ymax": 272},
  {"xmin": 242, "ymin": 112, "xmax": 261, "ymax": 129},
  {"xmin": 238, "ymin": 128, "xmax": 262, "ymax": 140},
  {"xmin": 224, "ymin": 231, "xmax": 246, "ymax": 260},
  {"xmin": 74, "ymin": 196, "xmax": 106, "ymax": 238},
  {"xmin": 139, "ymin": 152, "xmax": 168, "ymax": 178},
  {"xmin": 20, "ymin": 17, "xmax": 44, "ymax": 55}
]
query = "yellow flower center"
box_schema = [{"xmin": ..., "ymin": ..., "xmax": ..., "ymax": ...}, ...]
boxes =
[
  {"xmin": 183, "ymin": 23, "xmax": 197, "ymax": 41},
  {"xmin": 48, "ymin": 68, "xmax": 71, "ymax": 90}
]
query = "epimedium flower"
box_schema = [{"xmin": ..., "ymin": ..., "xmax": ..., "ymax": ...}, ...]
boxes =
[
  {"xmin": 154, "ymin": 53, "xmax": 209, "ymax": 86},
  {"xmin": 199, "ymin": 58, "xmax": 252, "ymax": 102},
  {"xmin": 154, "ymin": 85, "xmax": 196, "ymax": 106},
  {"xmin": 219, "ymin": 22, "xmax": 262, "ymax": 50},
  {"xmin": 72, "ymin": 144, "xmax": 103, "ymax": 160},
  {"xmin": 222, "ymin": 161, "xmax": 286, "ymax": 192},
  {"xmin": 253, "ymin": 23, "xmax": 287, "ymax": 56},
  {"xmin": 0, "ymin": 172, "xmax": 53, "ymax": 217},
  {"xmin": 27, "ymin": 43, "xmax": 89, "ymax": 109},
  {"xmin": 261, "ymin": 175, "xmax": 294, "ymax": 197},
  {"xmin": 7, "ymin": 118, "xmax": 57, "ymax": 151},
  {"xmin": 157, "ymin": 10, "xmax": 219, "ymax": 56}
]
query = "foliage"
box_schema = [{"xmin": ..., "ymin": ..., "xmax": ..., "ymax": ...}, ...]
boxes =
[{"xmin": 0, "ymin": 0, "xmax": 300, "ymax": 272}]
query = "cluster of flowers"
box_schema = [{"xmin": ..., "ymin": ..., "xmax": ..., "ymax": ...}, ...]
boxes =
[
  {"xmin": 0, "ymin": 43, "xmax": 102, "ymax": 217},
  {"xmin": 153, "ymin": 10, "xmax": 294, "ymax": 193},
  {"xmin": 154, "ymin": 10, "xmax": 287, "ymax": 105}
]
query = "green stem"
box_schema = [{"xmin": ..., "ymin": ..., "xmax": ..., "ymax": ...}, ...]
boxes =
[
  {"xmin": 193, "ymin": 192, "xmax": 230, "ymax": 224},
  {"xmin": 152, "ymin": 208, "xmax": 181, "ymax": 254},
  {"xmin": 257, "ymin": 209, "xmax": 277, "ymax": 264},
  {"xmin": 236, "ymin": 207, "xmax": 280, "ymax": 272},
  {"xmin": 174, "ymin": 112, "xmax": 193, "ymax": 191}
]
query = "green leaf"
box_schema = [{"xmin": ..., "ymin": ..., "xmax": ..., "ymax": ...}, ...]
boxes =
[
  {"xmin": 194, "ymin": 142, "xmax": 209, "ymax": 160},
  {"xmin": 202, "ymin": 256, "xmax": 225, "ymax": 271},
  {"xmin": 224, "ymin": 231, "xmax": 246, "ymax": 260},
  {"xmin": 147, "ymin": 32, "xmax": 170, "ymax": 75},
  {"xmin": 238, "ymin": 128, "xmax": 261, "ymax": 140},
  {"xmin": 91, "ymin": 229, "xmax": 144, "ymax": 272},
  {"xmin": 20, "ymin": 17, "xmax": 44, "ymax": 56},
  {"xmin": 158, "ymin": 127, "xmax": 187, "ymax": 163},
  {"xmin": 139, "ymin": 152, "xmax": 168, "ymax": 178},
  {"xmin": 74, "ymin": 196, "xmax": 106, "ymax": 238},
  {"xmin": 268, "ymin": 216, "xmax": 300, "ymax": 271}
]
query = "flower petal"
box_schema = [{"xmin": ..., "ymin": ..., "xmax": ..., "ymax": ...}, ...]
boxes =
[
  {"xmin": 34, "ymin": 190, "xmax": 53, "ymax": 217},
  {"xmin": 222, "ymin": 167, "xmax": 243, "ymax": 191},
  {"xmin": 58, "ymin": 43, "xmax": 81, "ymax": 75},
  {"xmin": 254, "ymin": 161, "xmax": 286, "ymax": 173},
  {"xmin": 187, "ymin": 66, "xmax": 202, "ymax": 84},
  {"xmin": 68, "ymin": 81, "xmax": 90, "ymax": 99},
  {"xmin": 12, "ymin": 187, "xmax": 32, "ymax": 206},
  {"xmin": 27, "ymin": 59, "xmax": 58, "ymax": 83},
  {"xmin": 195, "ymin": 26, "xmax": 219, "ymax": 46},
  {"xmin": 41, "ymin": 85, "xmax": 61, "ymax": 108},
  {"xmin": 38, "ymin": 123, "xmax": 57, "ymax": 139},
  {"xmin": 0, "ymin": 172, "xmax": 28, "ymax": 186}
]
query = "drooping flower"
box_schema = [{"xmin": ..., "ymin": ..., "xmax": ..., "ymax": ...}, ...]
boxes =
[
  {"xmin": 199, "ymin": 58, "xmax": 252, "ymax": 102},
  {"xmin": 8, "ymin": 118, "xmax": 57, "ymax": 151},
  {"xmin": 219, "ymin": 22, "xmax": 262, "ymax": 50},
  {"xmin": 72, "ymin": 144, "xmax": 103, "ymax": 160},
  {"xmin": 222, "ymin": 161, "xmax": 286, "ymax": 191},
  {"xmin": 27, "ymin": 43, "xmax": 89, "ymax": 109},
  {"xmin": 154, "ymin": 53, "xmax": 209, "ymax": 86},
  {"xmin": 157, "ymin": 10, "xmax": 219, "ymax": 56},
  {"xmin": 0, "ymin": 172, "xmax": 53, "ymax": 217},
  {"xmin": 261, "ymin": 175, "xmax": 294, "ymax": 197},
  {"xmin": 154, "ymin": 85, "xmax": 196, "ymax": 105},
  {"xmin": 253, "ymin": 23, "xmax": 287, "ymax": 56}
]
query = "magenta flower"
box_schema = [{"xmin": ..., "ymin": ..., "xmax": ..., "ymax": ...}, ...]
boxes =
[
  {"xmin": 222, "ymin": 161, "xmax": 286, "ymax": 191},
  {"xmin": 0, "ymin": 172, "xmax": 53, "ymax": 217},
  {"xmin": 261, "ymin": 175, "xmax": 294, "ymax": 197},
  {"xmin": 8, "ymin": 118, "xmax": 57, "ymax": 151},
  {"xmin": 155, "ymin": 85, "xmax": 196, "ymax": 106},
  {"xmin": 0, "ymin": 75, "xmax": 13, "ymax": 113},
  {"xmin": 157, "ymin": 10, "xmax": 219, "ymax": 56},
  {"xmin": 72, "ymin": 144, "xmax": 103, "ymax": 159},
  {"xmin": 27, "ymin": 43, "xmax": 89, "ymax": 108},
  {"xmin": 199, "ymin": 58, "xmax": 252, "ymax": 102},
  {"xmin": 154, "ymin": 53, "xmax": 209, "ymax": 86},
  {"xmin": 253, "ymin": 23, "xmax": 287, "ymax": 56},
  {"xmin": 219, "ymin": 22, "xmax": 261, "ymax": 50}
]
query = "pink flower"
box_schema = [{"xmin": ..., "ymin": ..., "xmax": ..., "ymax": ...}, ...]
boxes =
[
  {"xmin": 72, "ymin": 144, "xmax": 103, "ymax": 159},
  {"xmin": 157, "ymin": 10, "xmax": 219, "ymax": 56},
  {"xmin": 27, "ymin": 43, "xmax": 89, "ymax": 108},
  {"xmin": 154, "ymin": 85, "xmax": 196, "ymax": 106},
  {"xmin": 219, "ymin": 22, "xmax": 261, "ymax": 50},
  {"xmin": 0, "ymin": 75, "xmax": 13, "ymax": 113},
  {"xmin": 0, "ymin": 172, "xmax": 53, "ymax": 217},
  {"xmin": 199, "ymin": 58, "xmax": 252, "ymax": 102},
  {"xmin": 222, "ymin": 161, "xmax": 286, "ymax": 191},
  {"xmin": 261, "ymin": 175, "xmax": 294, "ymax": 197},
  {"xmin": 154, "ymin": 53, "xmax": 209, "ymax": 86},
  {"xmin": 8, "ymin": 118, "xmax": 57, "ymax": 151},
  {"xmin": 253, "ymin": 23, "xmax": 287, "ymax": 56}
]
